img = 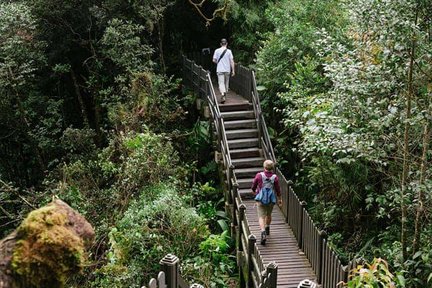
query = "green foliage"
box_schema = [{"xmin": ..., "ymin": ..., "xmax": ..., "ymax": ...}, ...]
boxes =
[
  {"xmin": 254, "ymin": 0, "xmax": 347, "ymax": 176},
  {"xmin": 91, "ymin": 184, "xmax": 210, "ymax": 287},
  {"xmin": 0, "ymin": 180, "xmax": 46, "ymax": 238},
  {"xmin": 0, "ymin": 2, "xmax": 62, "ymax": 184},
  {"xmin": 227, "ymin": 1, "xmax": 278, "ymax": 64},
  {"xmin": 256, "ymin": 0, "xmax": 346, "ymax": 93},
  {"xmin": 378, "ymin": 240, "xmax": 432, "ymax": 288},
  {"xmin": 344, "ymin": 258, "xmax": 403, "ymax": 288},
  {"xmin": 55, "ymin": 130, "xmax": 180, "ymax": 227},
  {"xmin": 1, "ymin": 1, "xmax": 234, "ymax": 287},
  {"xmin": 101, "ymin": 19, "xmax": 153, "ymax": 72},
  {"xmin": 183, "ymin": 231, "xmax": 237, "ymax": 287},
  {"xmin": 255, "ymin": 0, "xmax": 432, "ymax": 286}
]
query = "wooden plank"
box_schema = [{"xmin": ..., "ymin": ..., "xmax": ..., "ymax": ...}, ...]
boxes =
[
  {"xmin": 240, "ymin": 196, "xmax": 317, "ymax": 287},
  {"xmin": 206, "ymin": 78, "xmax": 319, "ymax": 287}
]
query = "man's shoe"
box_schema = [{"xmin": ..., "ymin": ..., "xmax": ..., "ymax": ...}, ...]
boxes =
[
  {"xmin": 221, "ymin": 94, "xmax": 226, "ymax": 103},
  {"xmin": 260, "ymin": 231, "xmax": 266, "ymax": 245},
  {"xmin": 265, "ymin": 226, "xmax": 270, "ymax": 235}
]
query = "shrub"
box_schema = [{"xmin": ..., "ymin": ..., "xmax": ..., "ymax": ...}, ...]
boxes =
[
  {"xmin": 343, "ymin": 258, "xmax": 404, "ymax": 288},
  {"xmin": 91, "ymin": 183, "xmax": 209, "ymax": 288}
]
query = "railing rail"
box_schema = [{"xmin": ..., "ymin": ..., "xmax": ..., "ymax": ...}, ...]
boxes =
[
  {"xmin": 251, "ymin": 71, "xmax": 276, "ymax": 164},
  {"xmin": 230, "ymin": 63, "xmax": 252, "ymax": 102}
]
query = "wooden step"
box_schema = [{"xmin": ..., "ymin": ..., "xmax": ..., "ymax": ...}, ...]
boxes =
[
  {"xmin": 221, "ymin": 110, "xmax": 255, "ymax": 120},
  {"xmin": 234, "ymin": 167, "xmax": 262, "ymax": 178},
  {"xmin": 228, "ymin": 138, "xmax": 259, "ymax": 149},
  {"xmin": 237, "ymin": 178, "xmax": 255, "ymax": 189},
  {"xmin": 238, "ymin": 188, "xmax": 255, "ymax": 199},
  {"xmin": 230, "ymin": 147, "xmax": 261, "ymax": 159},
  {"xmin": 232, "ymin": 157, "xmax": 265, "ymax": 168},
  {"xmin": 226, "ymin": 129, "xmax": 258, "ymax": 140},
  {"xmin": 224, "ymin": 119, "xmax": 256, "ymax": 130},
  {"xmin": 219, "ymin": 102, "xmax": 253, "ymax": 112}
]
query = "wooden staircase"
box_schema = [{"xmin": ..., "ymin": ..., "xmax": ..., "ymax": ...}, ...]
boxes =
[
  {"xmin": 183, "ymin": 55, "xmax": 355, "ymax": 288},
  {"xmin": 220, "ymin": 102, "xmax": 264, "ymax": 199}
]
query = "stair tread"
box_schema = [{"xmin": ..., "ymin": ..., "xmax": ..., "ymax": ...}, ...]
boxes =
[
  {"xmin": 224, "ymin": 119, "xmax": 256, "ymax": 124},
  {"xmin": 226, "ymin": 128, "xmax": 258, "ymax": 133},
  {"xmin": 228, "ymin": 138, "xmax": 259, "ymax": 143},
  {"xmin": 234, "ymin": 166, "xmax": 262, "ymax": 172},
  {"xmin": 237, "ymin": 178, "xmax": 255, "ymax": 183},
  {"xmin": 221, "ymin": 111, "xmax": 254, "ymax": 115},
  {"xmin": 225, "ymin": 129, "xmax": 258, "ymax": 139},
  {"xmin": 232, "ymin": 157, "xmax": 264, "ymax": 162},
  {"xmin": 230, "ymin": 148, "xmax": 260, "ymax": 153},
  {"xmin": 227, "ymin": 138, "xmax": 259, "ymax": 149},
  {"xmin": 221, "ymin": 111, "xmax": 255, "ymax": 119},
  {"xmin": 219, "ymin": 103, "xmax": 251, "ymax": 108}
]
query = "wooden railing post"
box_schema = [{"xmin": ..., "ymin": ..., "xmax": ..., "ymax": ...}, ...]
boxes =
[
  {"xmin": 238, "ymin": 204, "xmax": 246, "ymax": 250},
  {"xmin": 299, "ymin": 201, "xmax": 307, "ymax": 249},
  {"xmin": 318, "ymin": 231, "xmax": 327, "ymax": 284},
  {"xmin": 230, "ymin": 182, "xmax": 239, "ymax": 239},
  {"xmin": 285, "ymin": 180, "xmax": 293, "ymax": 223},
  {"xmin": 247, "ymin": 234, "xmax": 256, "ymax": 288},
  {"xmin": 342, "ymin": 264, "xmax": 349, "ymax": 285},
  {"xmin": 228, "ymin": 165, "xmax": 234, "ymax": 199},
  {"xmin": 205, "ymin": 75, "xmax": 210, "ymax": 102},
  {"xmin": 238, "ymin": 204, "xmax": 247, "ymax": 288},
  {"xmin": 216, "ymin": 115, "xmax": 222, "ymax": 152},
  {"xmin": 266, "ymin": 262, "xmax": 278, "ymax": 287},
  {"xmin": 160, "ymin": 254, "xmax": 179, "ymax": 288},
  {"xmin": 190, "ymin": 284, "xmax": 204, "ymax": 288}
]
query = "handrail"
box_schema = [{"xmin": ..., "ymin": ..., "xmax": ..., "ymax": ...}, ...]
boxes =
[
  {"xmin": 207, "ymin": 73, "xmax": 221, "ymax": 119},
  {"xmin": 251, "ymin": 71, "xmax": 276, "ymax": 164},
  {"xmin": 220, "ymin": 119, "xmax": 233, "ymax": 173},
  {"xmin": 183, "ymin": 55, "xmax": 277, "ymax": 288}
]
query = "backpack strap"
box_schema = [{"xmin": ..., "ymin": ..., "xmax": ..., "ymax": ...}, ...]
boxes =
[
  {"xmin": 261, "ymin": 172, "xmax": 276, "ymax": 183},
  {"xmin": 217, "ymin": 49, "xmax": 228, "ymax": 64}
]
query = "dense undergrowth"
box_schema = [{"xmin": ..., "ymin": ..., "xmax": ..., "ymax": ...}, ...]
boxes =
[
  {"xmin": 253, "ymin": 0, "xmax": 432, "ymax": 286},
  {"xmin": 0, "ymin": 1, "xmax": 237, "ymax": 287}
]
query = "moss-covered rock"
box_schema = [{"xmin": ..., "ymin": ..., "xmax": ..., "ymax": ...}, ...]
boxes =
[{"xmin": 0, "ymin": 200, "xmax": 94, "ymax": 288}]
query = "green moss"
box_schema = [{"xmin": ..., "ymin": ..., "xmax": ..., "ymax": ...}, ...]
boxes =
[{"xmin": 11, "ymin": 205, "xmax": 86, "ymax": 288}]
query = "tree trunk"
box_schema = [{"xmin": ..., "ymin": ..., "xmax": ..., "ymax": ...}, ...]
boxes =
[
  {"xmin": 13, "ymin": 89, "xmax": 46, "ymax": 173},
  {"xmin": 412, "ymin": 116, "xmax": 431, "ymax": 253},
  {"xmin": 401, "ymin": 6, "xmax": 418, "ymax": 261},
  {"xmin": 157, "ymin": 17, "xmax": 166, "ymax": 73},
  {"xmin": 70, "ymin": 69, "xmax": 90, "ymax": 128}
]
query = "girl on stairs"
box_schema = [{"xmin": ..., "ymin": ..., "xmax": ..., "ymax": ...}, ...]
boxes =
[{"xmin": 251, "ymin": 160, "xmax": 282, "ymax": 245}]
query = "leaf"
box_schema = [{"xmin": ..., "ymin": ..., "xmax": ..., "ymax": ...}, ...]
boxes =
[
  {"xmin": 412, "ymin": 251, "xmax": 422, "ymax": 259},
  {"xmin": 396, "ymin": 275, "xmax": 405, "ymax": 287},
  {"xmin": 356, "ymin": 237, "xmax": 375, "ymax": 257},
  {"xmin": 256, "ymin": 85, "xmax": 266, "ymax": 91},
  {"xmin": 217, "ymin": 219, "xmax": 229, "ymax": 232},
  {"xmin": 216, "ymin": 210, "xmax": 227, "ymax": 218}
]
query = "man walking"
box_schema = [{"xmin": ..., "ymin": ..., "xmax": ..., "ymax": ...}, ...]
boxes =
[
  {"xmin": 212, "ymin": 38, "xmax": 235, "ymax": 103},
  {"xmin": 251, "ymin": 160, "xmax": 282, "ymax": 245}
]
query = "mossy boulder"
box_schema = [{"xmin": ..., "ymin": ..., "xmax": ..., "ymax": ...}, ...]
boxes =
[{"xmin": 0, "ymin": 199, "xmax": 94, "ymax": 288}]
